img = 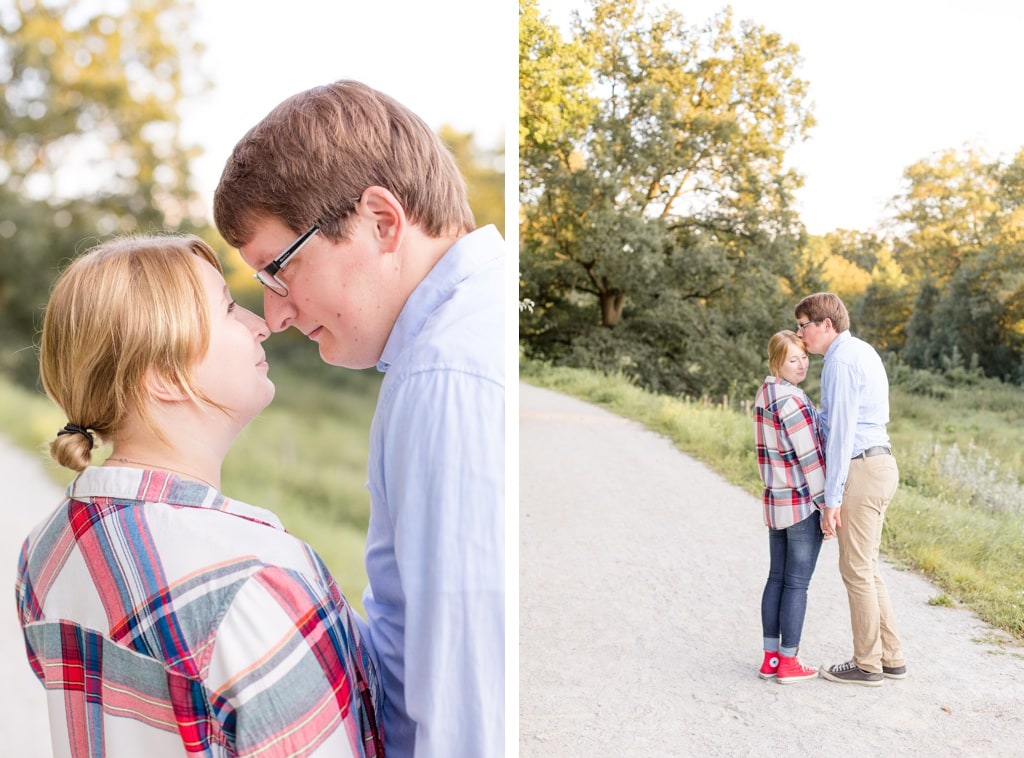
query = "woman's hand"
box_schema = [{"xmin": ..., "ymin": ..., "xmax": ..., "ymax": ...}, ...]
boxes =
[{"xmin": 821, "ymin": 506, "xmax": 841, "ymax": 539}]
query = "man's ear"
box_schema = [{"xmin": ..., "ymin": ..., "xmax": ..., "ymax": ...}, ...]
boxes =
[
  {"xmin": 143, "ymin": 367, "xmax": 189, "ymax": 403},
  {"xmin": 358, "ymin": 185, "xmax": 407, "ymax": 254}
]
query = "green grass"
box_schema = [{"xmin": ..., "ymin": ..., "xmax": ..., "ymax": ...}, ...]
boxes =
[
  {"xmin": 0, "ymin": 377, "xmax": 75, "ymax": 485},
  {"xmin": 891, "ymin": 388, "xmax": 1024, "ymax": 486},
  {"xmin": 0, "ymin": 365, "xmax": 379, "ymax": 614},
  {"xmin": 521, "ymin": 360, "xmax": 1024, "ymax": 641}
]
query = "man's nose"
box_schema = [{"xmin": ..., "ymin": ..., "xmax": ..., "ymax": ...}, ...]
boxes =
[{"xmin": 262, "ymin": 291, "xmax": 294, "ymax": 333}]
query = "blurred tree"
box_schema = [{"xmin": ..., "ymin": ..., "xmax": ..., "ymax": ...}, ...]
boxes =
[
  {"xmin": 936, "ymin": 229, "xmax": 1024, "ymax": 382},
  {"xmin": 0, "ymin": 0, "xmax": 208, "ymax": 385},
  {"xmin": 819, "ymin": 255, "xmax": 872, "ymax": 306},
  {"xmin": 823, "ymin": 228, "xmax": 886, "ymax": 272},
  {"xmin": 519, "ymin": 0, "xmax": 815, "ymax": 397},
  {"xmin": 891, "ymin": 147, "xmax": 1000, "ymax": 286},
  {"xmin": 891, "ymin": 147, "xmax": 1024, "ymax": 380},
  {"xmin": 850, "ymin": 248, "xmax": 911, "ymax": 352},
  {"xmin": 814, "ymin": 228, "xmax": 884, "ymax": 305},
  {"xmin": 440, "ymin": 125, "xmax": 505, "ymax": 236},
  {"xmin": 812, "ymin": 230, "xmax": 894, "ymax": 343},
  {"xmin": 0, "ymin": 0, "xmax": 207, "ymax": 225},
  {"xmin": 901, "ymin": 281, "xmax": 942, "ymax": 371}
]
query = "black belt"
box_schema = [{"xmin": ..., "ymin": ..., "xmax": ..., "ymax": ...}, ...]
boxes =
[{"xmin": 853, "ymin": 445, "xmax": 891, "ymax": 459}]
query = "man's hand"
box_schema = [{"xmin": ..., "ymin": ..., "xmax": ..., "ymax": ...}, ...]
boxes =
[{"xmin": 821, "ymin": 506, "xmax": 842, "ymax": 539}]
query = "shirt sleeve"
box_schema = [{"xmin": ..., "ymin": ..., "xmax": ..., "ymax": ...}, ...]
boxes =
[
  {"xmin": 206, "ymin": 566, "xmax": 377, "ymax": 758},
  {"xmin": 777, "ymin": 395, "xmax": 826, "ymax": 505},
  {"xmin": 821, "ymin": 357, "xmax": 859, "ymax": 509},
  {"xmin": 381, "ymin": 367, "xmax": 505, "ymax": 757}
]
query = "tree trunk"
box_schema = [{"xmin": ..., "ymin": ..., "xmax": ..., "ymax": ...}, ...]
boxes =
[{"xmin": 600, "ymin": 290, "xmax": 626, "ymax": 327}]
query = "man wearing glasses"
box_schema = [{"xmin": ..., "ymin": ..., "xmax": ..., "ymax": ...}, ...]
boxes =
[
  {"xmin": 794, "ymin": 292, "xmax": 906, "ymax": 688},
  {"xmin": 213, "ymin": 80, "xmax": 505, "ymax": 757}
]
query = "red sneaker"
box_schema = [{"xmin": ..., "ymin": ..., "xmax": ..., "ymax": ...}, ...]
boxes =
[
  {"xmin": 776, "ymin": 655, "xmax": 818, "ymax": 684},
  {"xmin": 759, "ymin": 650, "xmax": 780, "ymax": 680}
]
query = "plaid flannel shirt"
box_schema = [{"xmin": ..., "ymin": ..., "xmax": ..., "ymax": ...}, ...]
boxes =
[
  {"xmin": 754, "ymin": 376, "xmax": 827, "ymax": 529},
  {"xmin": 16, "ymin": 466, "xmax": 383, "ymax": 757}
]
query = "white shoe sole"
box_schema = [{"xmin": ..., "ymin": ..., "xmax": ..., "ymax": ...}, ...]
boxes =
[
  {"xmin": 819, "ymin": 668, "xmax": 883, "ymax": 687},
  {"xmin": 777, "ymin": 673, "xmax": 818, "ymax": 684}
]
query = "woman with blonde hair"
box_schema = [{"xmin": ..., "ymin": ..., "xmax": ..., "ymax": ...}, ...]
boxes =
[
  {"xmin": 753, "ymin": 330, "xmax": 827, "ymax": 684},
  {"xmin": 16, "ymin": 234, "xmax": 383, "ymax": 757}
]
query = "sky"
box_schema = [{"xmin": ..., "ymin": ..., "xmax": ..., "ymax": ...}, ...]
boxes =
[
  {"xmin": 182, "ymin": 0, "xmax": 516, "ymax": 224},
  {"xmin": 538, "ymin": 0, "xmax": 1024, "ymax": 235}
]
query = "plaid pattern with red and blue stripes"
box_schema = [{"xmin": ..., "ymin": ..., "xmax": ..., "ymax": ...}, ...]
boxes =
[
  {"xmin": 16, "ymin": 466, "xmax": 383, "ymax": 757},
  {"xmin": 754, "ymin": 377, "xmax": 827, "ymax": 529}
]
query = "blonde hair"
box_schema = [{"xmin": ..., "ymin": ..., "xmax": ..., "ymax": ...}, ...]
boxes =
[
  {"xmin": 40, "ymin": 234, "xmax": 223, "ymax": 471},
  {"xmin": 767, "ymin": 330, "xmax": 808, "ymax": 377},
  {"xmin": 213, "ymin": 79, "xmax": 475, "ymax": 248}
]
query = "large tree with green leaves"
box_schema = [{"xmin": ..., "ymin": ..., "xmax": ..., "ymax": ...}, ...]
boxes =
[{"xmin": 519, "ymin": 0, "xmax": 816, "ymax": 397}]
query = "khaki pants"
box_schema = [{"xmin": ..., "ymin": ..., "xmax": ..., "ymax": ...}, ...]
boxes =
[{"xmin": 837, "ymin": 454, "xmax": 904, "ymax": 673}]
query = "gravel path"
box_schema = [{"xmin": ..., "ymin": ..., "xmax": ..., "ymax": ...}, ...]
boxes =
[
  {"xmin": 3, "ymin": 434, "xmax": 60, "ymax": 757},
  {"xmin": 519, "ymin": 382, "xmax": 1024, "ymax": 757}
]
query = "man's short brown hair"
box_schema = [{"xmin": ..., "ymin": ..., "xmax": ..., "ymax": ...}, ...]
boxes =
[
  {"xmin": 213, "ymin": 80, "xmax": 475, "ymax": 247},
  {"xmin": 795, "ymin": 292, "xmax": 850, "ymax": 333}
]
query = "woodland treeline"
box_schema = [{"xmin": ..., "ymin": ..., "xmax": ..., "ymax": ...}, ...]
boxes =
[
  {"xmin": 0, "ymin": 0, "xmax": 503, "ymax": 388},
  {"xmin": 518, "ymin": 0, "xmax": 1024, "ymax": 399}
]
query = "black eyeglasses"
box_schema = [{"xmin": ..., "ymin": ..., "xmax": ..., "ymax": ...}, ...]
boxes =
[
  {"xmin": 796, "ymin": 319, "xmax": 822, "ymax": 331},
  {"xmin": 252, "ymin": 195, "xmax": 363, "ymax": 297},
  {"xmin": 253, "ymin": 224, "xmax": 320, "ymax": 297}
]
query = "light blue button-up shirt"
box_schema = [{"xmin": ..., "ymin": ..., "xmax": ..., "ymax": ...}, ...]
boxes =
[
  {"xmin": 362, "ymin": 225, "xmax": 505, "ymax": 757},
  {"xmin": 819, "ymin": 331, "xmax": 891, "ymax": 509}
]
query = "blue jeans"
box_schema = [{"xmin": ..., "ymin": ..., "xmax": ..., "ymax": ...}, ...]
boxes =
[{"xmin": 761, "ymin": 510, "xmax": 823, "ymax": 656}]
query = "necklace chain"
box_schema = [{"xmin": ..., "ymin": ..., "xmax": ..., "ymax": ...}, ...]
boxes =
[{"xmin": 106, "ymin": 457, "xmax": 218, "ymax": 489}]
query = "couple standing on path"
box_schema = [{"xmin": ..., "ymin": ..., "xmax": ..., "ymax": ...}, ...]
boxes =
[
  {"xmin": 15, "ymin": 81, "xmax": 504, "ymax": 757},
  {"xmin": 519, "ymin": 380, "xmax": 1024, "ymax": 756},
  {"xmin": 755, "ymin": 292, "xmax": 905, "ymax": 686}
]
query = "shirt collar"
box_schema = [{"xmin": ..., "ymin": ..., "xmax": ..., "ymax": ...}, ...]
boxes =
[
  {"xmin": 377, "ymin": 225, "xmax": 503, "ymax": 373},
  {"xmin": 824, "ymin": 329, "xmax": 851, "ymax": 360},
  {"xmin": 68, "ymin": 466, "xmax": 284, "ymax": 530}
]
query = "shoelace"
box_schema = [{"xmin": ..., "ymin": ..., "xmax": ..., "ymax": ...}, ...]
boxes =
[{"xmin": 832, "ymin": 660, "xmax": 859, "ymax": 672}]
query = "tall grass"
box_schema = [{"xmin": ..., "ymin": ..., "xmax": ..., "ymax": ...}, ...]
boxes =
[
  {"xmin": 520, "ymin": 360, "xmax": 1024, "ymax": 641},
  {"xmin": 0, "ymin": 365, "xmax": 380, "ymax": 614}
]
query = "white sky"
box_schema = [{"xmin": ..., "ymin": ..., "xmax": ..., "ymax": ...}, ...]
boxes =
[
  {"xmin": 539, "ymin": 0, "xmax": 1024, "ymax": 235},
  {"xmin": 182, "ymin": 0, "xmax": 515, "ymax": 224}
]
